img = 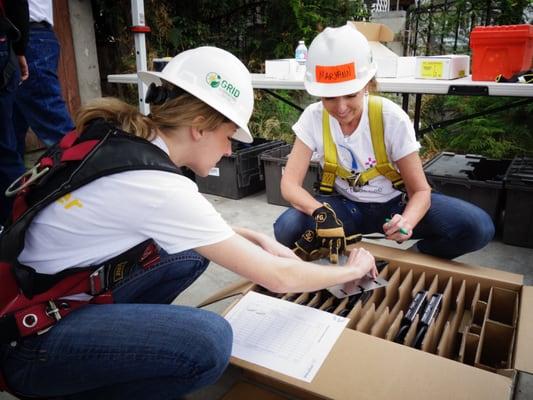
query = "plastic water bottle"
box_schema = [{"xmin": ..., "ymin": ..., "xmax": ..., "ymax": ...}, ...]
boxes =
[{"xmin": 295, "ymin": 40, "xmax": 307, "ymax": 65}]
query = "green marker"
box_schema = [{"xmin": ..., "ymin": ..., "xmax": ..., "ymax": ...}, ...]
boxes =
[{"xmin": 385, "ymin": 218, "xmax": 409, "ymax": 235}]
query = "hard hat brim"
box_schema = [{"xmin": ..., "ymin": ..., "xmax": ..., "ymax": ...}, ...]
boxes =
[{"xmin": 138, "ymin": 70, "xmax": 253, "ymax": 143}]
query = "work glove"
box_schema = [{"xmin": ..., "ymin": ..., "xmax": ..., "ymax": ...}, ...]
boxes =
[
  {"xmin": 293, "ymin": 229, "xmax": 322, "ymax": 261},
  {"xmin": 313, "ymin": 203, "xmax": 346, "ymax": 264}
]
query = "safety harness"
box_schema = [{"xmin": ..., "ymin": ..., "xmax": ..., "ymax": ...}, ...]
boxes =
[
  {"xmin": 0, "ymin": 119, "xmax": 181, "ymax": 393},
  {"xmin": 319, "ymin": 95, "xmax": 404, "ymax": 194}
]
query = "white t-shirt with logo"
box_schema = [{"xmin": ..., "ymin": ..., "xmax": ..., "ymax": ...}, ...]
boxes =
[
  {"xmin": 18, "ymin": 136, "xmax": 234, "ymax": 275},
  {"xmin": 293, "ymin": 95, "xmax": 420, "ymax": 203}
]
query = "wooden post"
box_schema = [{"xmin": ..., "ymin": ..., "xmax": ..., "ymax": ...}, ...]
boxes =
[{"xmin": 53, "ymin": 0, "xmax": 81, "ymax": 117}]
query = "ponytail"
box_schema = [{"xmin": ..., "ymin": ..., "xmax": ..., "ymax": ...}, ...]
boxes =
[{"xmin": 75, "ymin": 97, "xmax": 155, "ymax": 140}]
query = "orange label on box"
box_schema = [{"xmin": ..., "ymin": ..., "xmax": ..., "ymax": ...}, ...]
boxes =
[{"xmin": 316, "ymin": 63, "xmax": 356, "ymax": 83}]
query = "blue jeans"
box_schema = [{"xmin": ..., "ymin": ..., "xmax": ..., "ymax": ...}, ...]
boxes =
[
  {"xmin": 13, "ymin": 25, "xmax": 74, "ymax": 154},
  {"xmin": 0, "ymin": 249, "xmax": 233, "ymax": 399},
  {"xmin": 0, "ymin": 35, "xmax": 25, "ymax": 224},
  {"xmin": 274, "ymin": 192, "xmax": 495, "ymax": 259}
]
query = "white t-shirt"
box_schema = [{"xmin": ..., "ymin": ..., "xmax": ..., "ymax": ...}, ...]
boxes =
[
  {"xmin": 18, "ymin": 136, "xmax": 234, "ymax": 275},
  {"xmin": 293, "ymin": 95, "xmax": 420, "ymax": 203},
  {"xmin": 29, "ymin": 0, "xmax": 53, "ymax": 26}
]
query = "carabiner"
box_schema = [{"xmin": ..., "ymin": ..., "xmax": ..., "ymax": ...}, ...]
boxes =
[{"xmin": 5, "ymin": 163, "xmax": 50, "ymax": 197}]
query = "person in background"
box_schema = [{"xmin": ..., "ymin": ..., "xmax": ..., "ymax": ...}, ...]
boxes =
[
  {"xmin": 13, "ymin": 0, "xmax": 74, "ymax": 156},
  {"xmin": 0, "ymin": 46, "xmax": 377, "ymax": 399},
  {"xmin": 0, "ymin": 0, "xmax": 28, "ymax": 224},
  {"xmin": 274, "ymin": 23, "xmax": 494, "ymax": 261}
]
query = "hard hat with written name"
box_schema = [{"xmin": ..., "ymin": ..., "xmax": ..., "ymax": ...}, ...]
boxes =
[
  {"xmin": 138, "ymin": 46, "xmax": 254, "ymax": 143},
  {"xmin": 304, "ymin": 23, "xmax": 377, "ymax": 97}
]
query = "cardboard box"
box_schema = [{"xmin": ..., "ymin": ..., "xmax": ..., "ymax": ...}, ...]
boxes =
[
  {"xmin": 265, "ymin": 59, "xmax": 304, "ymax": 80},
  {"xmin": 415, "ymin": 55, "xmax": 470, "ymax": 80},
  {"xmin": 200, "ymin": 242, "xmax": 533, "ymax": 400},
  {"xmin": 349, "ymin": 21, "xmax": 416, "ymax": 78}
]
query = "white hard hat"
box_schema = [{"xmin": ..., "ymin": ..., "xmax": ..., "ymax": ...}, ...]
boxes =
[
  {"xmin": 304, "ymin": 23, "xmax": 377, "ymax": 97},
  {"xmin": 139, "ymin": 46, "xmax": 254, "ymax": 143}
]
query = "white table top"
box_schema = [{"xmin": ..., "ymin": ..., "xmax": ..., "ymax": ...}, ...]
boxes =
[{"xmin": 107, "ymin": 73, "xmax": 533, "ymax": 97}]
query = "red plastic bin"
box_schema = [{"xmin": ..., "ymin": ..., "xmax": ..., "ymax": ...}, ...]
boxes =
[{"xmin": 470, "ymin": 24, "xmax": 533, "ymax": 81}]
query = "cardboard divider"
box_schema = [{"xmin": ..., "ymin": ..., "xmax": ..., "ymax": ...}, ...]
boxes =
[
  {"xmin": 441, "ymin": 280, "xmax": 467, "ymax": 358},
  {"xmin": 459, "ymin": 326, "xmax": 481, "ymax": 365},
  {"xmin": 472, "ymin": 300, "xmax": 488, "ymax": 327},
  {"xmin": 375, "ymin": 267, "xmax": 401, "ymax": 316},
  {"xmin": 437, "ymin": 322, "xmax": 453, "ymax": 357},
  {"xmin": 355, "ymin": 303, "xmax": 376, "ymax": 334},
  {"xmin": 344, "ymin": 301, "xmax": 364, "ymax": 328},
  {"xmin": 487, "ymin": 287, "xmax": 519, "ymax": 326},
  {"xmin": 427, "ymin": 276, "xmax": 453, "ymax": 353},
  {"xmin": 370, "ymin": 307, "xmax": 390, "ymax": 339},
  {"xmin": 476, "ymin": 320, "xmax": 515, "ymax": 371},
  {"xmin": 293, "ymin": 292, "xmax": 310, "ymax": 305},
  {"xmin": 388, "ymin": 269, "xmax": 414, "ymax": 325},
  {"xmin": 411, "ymin": 271, "xmax": 426, "ymax": 297},
  {"xmin": 421, "ymin": 321, "xmax": 437, "ymax": 352},
  {"xmin": 385, "ymin": 310, "xmax": 403, "ymax": 341},
  {"xmin": 403, "ymin": 314, "xmax": 420, "ymax": 347}
]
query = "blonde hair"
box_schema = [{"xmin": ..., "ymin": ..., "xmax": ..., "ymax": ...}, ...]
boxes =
[{"xmin": 75, "ymin": 87, "xmax": 228, "ymax": 140}]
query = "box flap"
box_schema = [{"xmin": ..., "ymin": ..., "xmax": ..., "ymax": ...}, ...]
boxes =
[
  {"xmin": 196, "ymin": 279, "xmax": 253, "ymax": 308},
  {"xmin": 349, "ymin": 21, "xmax": 394, "ymax": 42},
  {"xmin": 515, "ymin": 286, "xmax": 533, "ymax": 373},
  {"xmin": 233, "ymin": 329, "xmax": 512, "ymax": 400},
  {"xmin": 221, "ymin": 381, "xmax": 289, "ymax": 400},
  {"xmin": 370, "ymin": 42, "xmax": 398, "ymax": 59},
  {"xmin": 353, "ymin": 242, "xmax": 524, "ymax": 286}
]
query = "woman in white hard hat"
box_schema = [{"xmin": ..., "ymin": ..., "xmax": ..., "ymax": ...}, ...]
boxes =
[
  {"xmin": 274, "ymin": 23, "xmax": 494, "ymax": 261},
  {"xmin": 0, "ymin": 46, "xmax": 377, "ymax": 399}
]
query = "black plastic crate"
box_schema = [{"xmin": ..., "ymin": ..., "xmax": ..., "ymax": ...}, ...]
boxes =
[
  {"xmin": 195, "ymin": 138, "xmax": 284, "ymax": 199},
  {"xmin": 503, "ymin": 157, "xmax": 533, "ymax": 248},
  {"xmin": 260, "ymin": 144, "xmax": 320, "ymax": 207},
  {"xmin": 423, "ymin": 152, "xmax": 511, "ymax": 224}
]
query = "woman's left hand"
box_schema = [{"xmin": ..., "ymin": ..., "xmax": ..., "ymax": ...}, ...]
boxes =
[
  {"xmin": 255, "ymin": 233, "xmax": 301, "ymax": 260},
  {"xmin": 383, "ymin": 214, "xmax": 413, "ymax": 242}
]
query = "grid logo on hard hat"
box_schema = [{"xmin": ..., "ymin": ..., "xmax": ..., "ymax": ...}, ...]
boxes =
[
  {"xmin": 206, "ymin": 72, "xmax": 221, "ymax": 88},
  {"xmin": 206, "ymin": 72, "xmax": 240, "ymax": 101}
]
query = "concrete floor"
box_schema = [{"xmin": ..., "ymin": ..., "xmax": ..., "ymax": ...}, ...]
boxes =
[{"xmin": 2, "ymin": 190, "xmax": 532, "ymax": 400}]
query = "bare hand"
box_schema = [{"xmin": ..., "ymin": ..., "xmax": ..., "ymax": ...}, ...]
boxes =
[
  {"xmin": 17, "ymin": 56, "xmax": 29, "ymax": 81},
  {"xmin": 383, "ymin": 214, "xmax": 413, "ymax": 243},
  {"xmin": 344, "ymin": 247, "xmax": 377, "ymax": 279},
  {"xmin": 257, "ymin": 233, "xmax": 301, "ymax": 260}
]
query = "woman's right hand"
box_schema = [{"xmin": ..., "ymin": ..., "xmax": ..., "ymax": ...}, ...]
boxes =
[{"xmin": 344, "ymin": 248, "xmax": 377, "ymax": 279}]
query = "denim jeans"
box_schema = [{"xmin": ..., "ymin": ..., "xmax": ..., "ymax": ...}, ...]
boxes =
[
  {"xmin": 13, "ymin": 25, "xmax": 74, "ymax": 154},
  {"xmin": 0, "ymin": 249, "xmax": 233, "ymax": 399},
  {"xmin": 274, "ymin": 192, "xmax": 495, "ymax": 259},
  {"xmin": 0, "ymin": 35, "xmax": 25, "ymax": 224}
]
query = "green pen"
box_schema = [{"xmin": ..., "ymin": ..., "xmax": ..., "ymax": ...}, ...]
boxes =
[{"xmin": 385, "ymin": 218, "xmax": 409, "ymax": 235}]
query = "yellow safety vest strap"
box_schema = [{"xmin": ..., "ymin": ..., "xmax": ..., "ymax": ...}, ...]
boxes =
[
  {"xmin": 320, "ymin": 96, "xmax": 403, "ymax": 192},
  {"xmin": 321, "ymin": 109, "xmax": 353, "ymax": 192}
]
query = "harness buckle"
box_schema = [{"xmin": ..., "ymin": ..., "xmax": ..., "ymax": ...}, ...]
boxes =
[
  {"xmin": 45, "ymin": 300, "xmax": 61, "ymax": 321},
  {"xmin": 5, "ymin": 163, "xmax": 50, "ymax": 197},
  {"xmin": 346, "ymin": 172, "xmax": 361, "ymax": 189},
  {"xmin": 89, "ymin": 266, "xmax": 106, "ymax": 295}
]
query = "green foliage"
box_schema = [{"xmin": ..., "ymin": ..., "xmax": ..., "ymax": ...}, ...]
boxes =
[
  {"xmin": 420, "ymin": 96, "xmax": 533, "ymax": 159},
  {"xmin": 91, "ymin": 0, "xmax": 369, "ymax": 139}
]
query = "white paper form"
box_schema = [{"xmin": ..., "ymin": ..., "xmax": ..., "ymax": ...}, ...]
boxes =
[{"xmin": 225, "ymin": 291, "xmax": 349, "ymax": 382}]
